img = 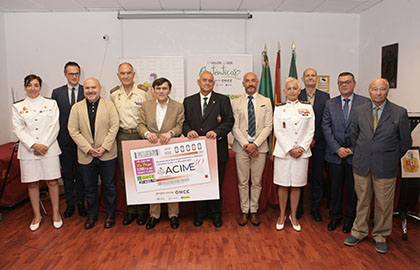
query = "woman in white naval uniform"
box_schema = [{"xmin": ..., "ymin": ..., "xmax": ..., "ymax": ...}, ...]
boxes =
[
  {"xmin": 12, "ymin": 74, "xmax": 63, "ymax": 231},
  {"xmin": 273, "ymin": 77, "xmax": 314, "ymax": 231}
]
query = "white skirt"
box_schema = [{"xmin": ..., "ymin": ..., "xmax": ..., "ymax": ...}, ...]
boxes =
[
  {"xmin": 19, "ymin": 156, "xmax": 61, "ymax": 183},
  {"xmin": 273, "ymin": 157, "xmax": 308, "ymax": 187}
]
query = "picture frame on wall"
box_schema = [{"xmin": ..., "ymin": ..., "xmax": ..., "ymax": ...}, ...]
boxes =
[{"xmin": 381, "ymin": 43, "xmax": 398, "ymax": 88}]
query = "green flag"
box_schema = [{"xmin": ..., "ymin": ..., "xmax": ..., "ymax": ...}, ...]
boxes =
[
  {"xmin": 289, "ymin": 49, "xmax": 297, "ymax": 79},
  {"xmin": 259, "ymin": 51, "xmax": 273, "ymax": 101}
]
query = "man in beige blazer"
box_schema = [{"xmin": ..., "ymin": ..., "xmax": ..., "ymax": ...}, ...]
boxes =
[
  {"xmin": 68, "ymin": 77, "xmax": 119, "ymax": 230},
  {"xmin": 137, "ymin": 77, "xmax": 185, "ymax": 230},
  {"xmin": 231, "ymin": 72, "xmax": 273, "ymax": 226}
]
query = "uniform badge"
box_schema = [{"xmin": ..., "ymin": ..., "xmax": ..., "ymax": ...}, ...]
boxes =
[
  {"xmin": 23, "ymin": 106, "xmax": 27, "ymax": 111},
  {"xmin": 20, "ymin": 110, "xmax": 24, "ymax": 114},
  {"xmin": 217, "ymin": 114, "xmax": 222, "ymax": 123},
  {"xmin": 298, "ymin": 108, "xmax": 310, "ymax": 116},
  {"xmin": 283, "ymin": 122, "xmax": 286, "ymax": 128},
  {"xmin": 134, "ymin": 99, "xmax": 144, "ymax": 106}
]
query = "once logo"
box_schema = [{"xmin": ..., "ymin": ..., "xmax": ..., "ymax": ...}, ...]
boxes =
[{"xmin": 175, "ymin": 190, "xmax": 190, "ymax": 194}]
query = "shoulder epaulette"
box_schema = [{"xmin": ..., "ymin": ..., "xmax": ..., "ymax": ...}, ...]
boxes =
[
  {"xmin": 13, "ymin": 99, "xmax": 24, "ymax": 104},
  {"xmin": 276, "ymin": 102, "xmax": 287, "ymax": 106},
  {"xmin": 110, "ymin": 85, "xmax": 120, "ymax": 94},
  {"xmin": 43, "ymin": 96, "xmax": 53, "ymax": 100},
  {"xmin": 137, "ymin": 84, "xmax": 149, "ymax": 92},
  {"xmin": 299, "ymin": 100, "xmax": 311, "ymax": 104}
]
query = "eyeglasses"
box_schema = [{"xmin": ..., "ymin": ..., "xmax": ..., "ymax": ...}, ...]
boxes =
[
  {"xmin": 337, "ymin": 80, "xmax": 353, "ymax": 86},
  {"xmin": 67, "ymin": 73, "xmax": 80, "ymax": 77}
]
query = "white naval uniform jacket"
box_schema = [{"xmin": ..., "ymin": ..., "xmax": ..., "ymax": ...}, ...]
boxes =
[
  {"xmin": 12, "ymin": 95, "xmax": 61, "ymax": 160},
  {"xmin": 273, "ymin": 100, "xmax": 315, "ymax": 158}
]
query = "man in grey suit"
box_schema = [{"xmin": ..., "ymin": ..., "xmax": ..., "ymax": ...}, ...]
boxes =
[
  {"xmin": 344, "ymin": 78, "xmax": 412, "ymax": 254},
  {"xmin": 322, "ymin": 72, "xmax": 369, "ymax": 233}
]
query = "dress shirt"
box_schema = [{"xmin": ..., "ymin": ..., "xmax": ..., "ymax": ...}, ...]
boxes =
[
  {"xmin": 68, "ymin": 84, "xmax": 79, "ymax": 104},
  {"xmin": 86, "ymin": 98, "xmax": 100, "ymax": 138},
  {"xmin": 156, "ymin": 99, "xmax": 169, "ymax": 130},
  {"xmin": 372, "ymin": 100, "xmax": 386, "ymax": 121},
  {"xmin": 306, "ymin": 90, "xmax": 316, "ymax": 106},
  {"xmin": 200, "ymin": 92, "xmax": 212, "ymax": 115}
]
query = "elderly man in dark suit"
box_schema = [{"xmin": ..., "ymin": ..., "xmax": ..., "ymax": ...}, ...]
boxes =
[
  {"xmin": 182, "ymin": 71, "xmax": 234, "ymax": 227},
  {"xmin": 322, "ymin": 72, "xmax": 370, "ymax": 233},
  {"xmin": 51, "ymin": 61, "xmax": 87, "ymax": 218},
  {"xmin": 344, "ymin": 78, "xmax": 412, "ymax": 254},
  {"xmin": 298, "ymin": 68, "xmax": 330, "ymax": 221}
]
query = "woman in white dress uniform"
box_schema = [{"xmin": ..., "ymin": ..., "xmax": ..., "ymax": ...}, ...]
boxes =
[
  {"xmin": 12, "ymin": 74, "xmax": 63, "ymax": 231},
  {"xmin": 273, "ymin": 77, "xmax": 314, "ymax": 231}
]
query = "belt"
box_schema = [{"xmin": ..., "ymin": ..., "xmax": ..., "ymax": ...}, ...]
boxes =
[{"xmin": 119, "ymin": 128, "xmax": 137, "ymax": 134}]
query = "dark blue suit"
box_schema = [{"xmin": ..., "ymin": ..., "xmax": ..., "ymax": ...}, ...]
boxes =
[
  {"xmin": 298, "ymin": 89, "xmax": 330, "ymax": 211},
  {"xmin": 51, "ymin": 85, "xmax": 85, "ymax": 206},
  {"xmin": 322, "ymin": 93, "xmax": 370, "ymax": 222}
]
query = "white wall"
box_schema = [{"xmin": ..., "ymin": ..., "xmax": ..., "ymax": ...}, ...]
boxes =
[
  {"xmin": 359, "ymin": 0, "xmax": 420, "ymax": 112},
  {"xmin": 0, "ymin": 12, "xmax": 11, "ymax": 144},
  {"xmin": 1, "ymin": 11, "xmax": 360, "ymax": 142}
]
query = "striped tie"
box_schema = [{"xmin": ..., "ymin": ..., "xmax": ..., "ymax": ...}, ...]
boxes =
[
  {"xmin": 373, "ymin": 105, "xmax": 379, "ymax": 132},
  {"xmin": 248, "ymin": 96, "xmax": 256, "ymax": 137},
  {"xmin": 343, "ymin": 98, "xmax": 350, "ymax": 122},
  {"xmin": 202, "ymin": 97, "xmax": 208, "ymax": 116}
]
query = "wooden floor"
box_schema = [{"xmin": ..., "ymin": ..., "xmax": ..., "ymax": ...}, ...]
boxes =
[{"xmin": 0, "ymin": 195, "xmax": 419, "ymax": 270}]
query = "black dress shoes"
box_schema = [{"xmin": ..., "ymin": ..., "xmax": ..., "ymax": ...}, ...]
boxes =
[
  {"xmin": 310, "ymin": 208, "xmax": 323, "ymax": 222},
  {"xmin": 194, "ymin": 216, "xmax": 204, "ymax": 227},
  {"xmin": 64, "ymin": 205, "xmax": 75, "ymax": 218},
  {"xmin": 342, "ymin": 222, "xmax": 353, "ymax": 234},
  {"xmin": 123, "ymin": 213, "xmax": 137, "ymax": 225},
  {"xmin": 170, "ymin": 216, "xmax": 180, "ymax": 229},
  {"xmin": 327, "ymin": 220, "xmax": 341, "ymax": 231},
  {"xmin": 146, "ymin": 217, "xmax": 160, "ymax": 230},
  {"xmin": 77, "ymin": 203, "xmax": 87, "ymax": 217},
  {"xmin": 104, "ymin": 214, "xmax": 115, "ymax": 228},
  {"xmin": 84, "ymin": 216, "xmax": 98, "ymax": 229},
  {"xmin": 137, "ymin": 213, "xmax": 148, "ymax": 226},
  {"xmin": 213, "ymin": 216, "xmax": 223, "ymax": 228}
]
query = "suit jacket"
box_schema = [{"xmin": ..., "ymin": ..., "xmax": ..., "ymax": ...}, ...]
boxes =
[
  {"xmin": 137, "ymin": 98, "xmax": 184, "ymax": 138},
  {"xmin": 51, "ymin": 84, "xmax": 84, "ymax": 147},
  {"xmin": 322, "ymin": 93, "xmax": 370, "ymax": 165},
  {"xmin": 68, "ymin": 97, "xmax": 119, "ymax": 165},
  {"xmin": 182, "ymin": 91, "xmax": 234, "ymax": 163},
  {"xmin": 298, "ymin": 88, "xmax": 330, "ymax": 151},
  {"xmin": 351, "ymin": 100, "xmax": 412, "ymax": 178},
  {"xmin": 231, "ymin": 93, "xmax": 273, "ymax": 153}
]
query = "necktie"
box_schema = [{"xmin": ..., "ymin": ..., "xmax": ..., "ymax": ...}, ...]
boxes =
[
  {"xmin": 343, "ymin": 98, "xmax": 350, "ymax": 122},
  {"xmin": 373, "ymin": 105, "xmax": 379, "ymax": 132},
  {"xmin": 248, "ymin": 96, "xmax": 256, "ymax": 137},
  {"xmin": 202, "ymin": 97, "xmax": 208, "ymax": 116},
  {"xmin": 71, "ymin": 87, "xmax": 76, "ymax": 105}
]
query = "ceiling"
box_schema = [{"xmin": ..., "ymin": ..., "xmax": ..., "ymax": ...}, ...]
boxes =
[{"xmin": 0, "ymin": 0, "xmax": 383, "ymax": 14}]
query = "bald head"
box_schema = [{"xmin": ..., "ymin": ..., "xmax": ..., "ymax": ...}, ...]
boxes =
[
  {"xmin": 368, "ymin": 78, "xmax": 389, "ymax": 106},
  {"xmin": 242, "ymin": 72, "xmax": 259, "ymax": 95},
  {"xmin": 84, "ymin": 77, "xmax": 101, "ymax": 103},
  {"xmin": 302, "ymin": 68, "xmax": 317, "ymax": 90},
  {"xmin": 197, "ymin": 71, "xmax": 215, "ymax": 96}
]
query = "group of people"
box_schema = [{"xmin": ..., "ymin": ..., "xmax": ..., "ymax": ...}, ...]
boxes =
[{"xmin": 11, "ymin": 61, "xmax": 411, "ymax": 254}]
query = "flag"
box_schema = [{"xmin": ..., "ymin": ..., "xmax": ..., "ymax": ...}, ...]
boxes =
[
  {"xmin": 289, "ymin": 48, "xmax": 297, "ymax": 79},
  {"xmin": 259, "ymin": 50, "xmax": 273, "ymax": 102},
  {"xmin": 274, "ymin": 47, "xmax": 281, "ymax": 105}
]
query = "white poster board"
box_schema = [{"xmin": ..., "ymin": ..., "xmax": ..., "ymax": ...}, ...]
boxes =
[
  {"xmin": 121, "ymin": 57, "xmax": 185, "ymax": 102},
  {"xmin": 187, "ymin": 54, "xmax": 253, "ymax": 97}
]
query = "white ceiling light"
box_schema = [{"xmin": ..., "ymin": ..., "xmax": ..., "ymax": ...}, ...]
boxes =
[{"xmin": 117, "ymin": 10, "xmax": 252, "ymax": 19}]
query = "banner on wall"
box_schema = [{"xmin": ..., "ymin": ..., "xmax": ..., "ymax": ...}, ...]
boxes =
[
  {"xmin": 186, "ymin": 54, "xmax": 253, "ymax": 98},
  {"xmin": 120, "ymin": 57, "xmax": 185, "ymax": 102},
  {"xmin": 122, "ymin": 137, "xmax": 219, "ymax": 204}
]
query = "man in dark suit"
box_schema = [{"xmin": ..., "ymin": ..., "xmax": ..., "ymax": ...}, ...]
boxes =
[
  {"xmin": 182, "ymin": 71, "xmax": 234, "ymax": 227},
  {"xmin": 298, "ymin": 68, "xmax": 330, "ymax": 221},
  {"xmin": 51, "ymin": 61, "xmax": 86, "ymax": 218},
  {"xmin": 344, "ymin": 78, "xmax": 412, "ymax": 254},
  {"xmin": 322, "ymin": 72, "xmax": 370, "ymax": 233}
]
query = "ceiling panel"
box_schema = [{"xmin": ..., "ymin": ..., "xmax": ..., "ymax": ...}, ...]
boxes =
[
  {"xmin": 118, "ymin": 0, "xmax": 162, "ymax": 10},
  {"xmin": 350, "ymin": 0, "xmax": 382, "ymax": 13},
  {"xmin": 200, "ymin": 0, "xmax": 242, "ymax": 10},
  {"xmin": 75, "ymin": 0, "xmax": 122, "ymax": 9},
  {"xmin": 313, "ymin": 0, "xmax": 366, "ymax": 13},
  {"xmin": 32, "ymin": 0, "xmax": 86, "ymax": 12},
  {"xmin": 240, "ymin": 0, "xmax": 284, "ymax": 11},
  {"xmin": 0, "ymin": 0, "xmax": 49, "ymax": 12},
  {"xmin": 160, "ymin": 0, "xmax": 200, "ymax": 10},
  {"xmin": 276, "ymin": 0, "xmax": 324, "ymax": 12}
]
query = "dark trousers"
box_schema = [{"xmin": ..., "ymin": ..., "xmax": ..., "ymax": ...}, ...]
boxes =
[
  {"xmin": 79, "ymin": 157, "xmax": 117, "ymax": 217},
  {"xmin": 298, "ymin": 149, "xmax": 326, "ymax": 213},
  {"xmin": 328, "ymin": 161, "xmax": 357, "ymax": 223},
  {"xmin": 117, "ymin": 131, "xmax": 148, "ymax": 215},
  {"xmin": 194, "ymin": 161, "xmax": 226, "ymax": 219},
  {"xmin": 59, "ymin": 141, "xmax": 84, "ymax": 206}
]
